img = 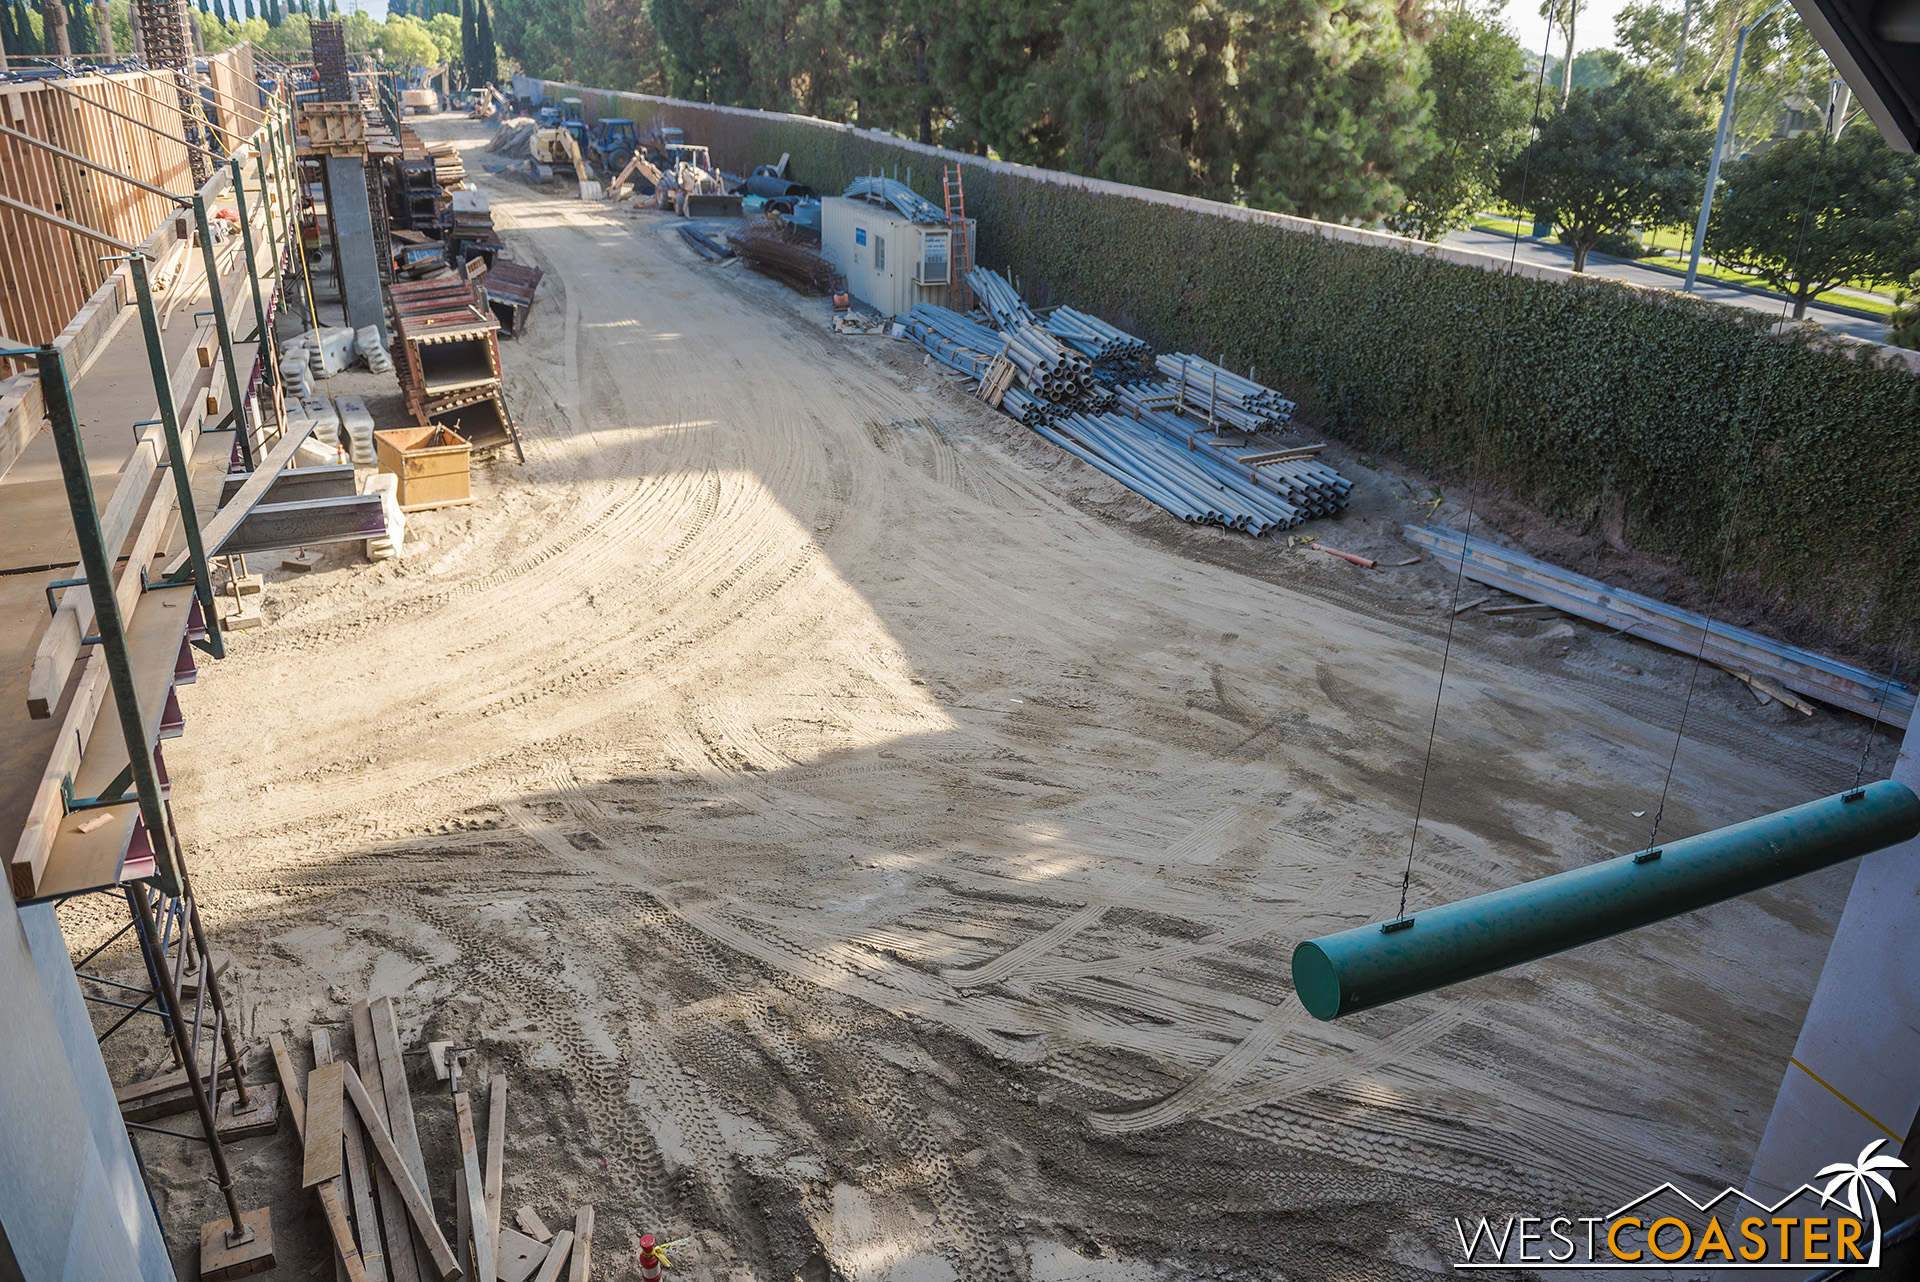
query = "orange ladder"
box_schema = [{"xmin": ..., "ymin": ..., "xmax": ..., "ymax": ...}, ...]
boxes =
[{"xmin": 943, "ymin": 164, "xmax": 972, "ymax": 312}]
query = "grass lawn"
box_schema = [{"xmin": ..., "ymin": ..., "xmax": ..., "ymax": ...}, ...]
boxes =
[{"xmin": 1466, "ymin": 215, "xmax": 1897, "ymax": 318}]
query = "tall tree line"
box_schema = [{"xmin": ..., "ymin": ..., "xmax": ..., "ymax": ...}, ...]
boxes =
[{"xmin": 490, "ymin": 0, "xmax": 1445, "ymax": 222}]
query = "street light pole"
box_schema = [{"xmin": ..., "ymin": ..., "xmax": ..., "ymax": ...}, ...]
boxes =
[{"xmin": 1685, "ymin": 0, "xmax": 1792, "ymax": 292}]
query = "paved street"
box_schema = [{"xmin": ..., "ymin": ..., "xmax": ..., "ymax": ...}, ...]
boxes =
[{"xmin": 1443, "ymin": 226, "xmax": 1892, "ymax": 344}]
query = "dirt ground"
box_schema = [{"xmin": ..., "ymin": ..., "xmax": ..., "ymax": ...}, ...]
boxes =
[{"xmin": 64, "ymin": 114, "xmax": 1905, "ymax": 1282}]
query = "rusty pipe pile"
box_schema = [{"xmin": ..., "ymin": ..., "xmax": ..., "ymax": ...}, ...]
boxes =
[
  {"xmin": 1043, "ymin": 307, "xmax": 1151, "ymax": 364},
  {"xmin": 724, "ymin": 222, "xmax": 839, "ymax": 293}
]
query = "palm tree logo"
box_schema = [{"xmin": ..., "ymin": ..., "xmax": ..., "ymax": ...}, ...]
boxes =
[{"xmin": 1816, "ymin": 1139, "xmax": 1906, "ymax": 1265}]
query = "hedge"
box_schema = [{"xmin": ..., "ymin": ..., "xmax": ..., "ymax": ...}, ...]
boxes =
[{"xmin": 523, "ymin": 79, "xmax": 1920, "ymax": 648}]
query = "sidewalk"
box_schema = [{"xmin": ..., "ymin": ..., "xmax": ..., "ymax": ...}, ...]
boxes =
[{"xmin": 1441, "ymin": 226, "xmax": 1892, "ymax": 345}]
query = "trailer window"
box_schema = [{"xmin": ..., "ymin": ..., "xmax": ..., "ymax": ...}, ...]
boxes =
[
  {"xmin": 874, "ymin": 235, "xmax": 885, "ymax": 271},
  {"xmin": 919, "ymin": 232, "xmax": 949, "ymax": 284}
]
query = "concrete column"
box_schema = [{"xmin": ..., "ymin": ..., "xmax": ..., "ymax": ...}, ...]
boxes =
[
  {"xmin": 94, "ymin": 0, "xmax": 113, "ymax": 58},
  {"xmin": 0, "ymin": 900, "xmax": 175, "ymax": 1281},
  {"xmin": 1746, "ymin": 709, "xmax": 1920, "ymax": 1201},
  {"xmin": 321, "ymin": 152, "xmax": 390, "ymax": 349}
]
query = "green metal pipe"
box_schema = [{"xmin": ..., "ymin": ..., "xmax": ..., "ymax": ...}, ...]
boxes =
[
  {"xmin": 1291, "ymin": 780, "xmax": 1920, "ymax": 1020},
  {"xmin": 128, "ymin": 255, "xmax": 224, "ymax": 661},
  {"xmin": 39, "ymin": 345, "xmax": 181, "ymax": 895},
  {"xmin": 228, "ymin": 158, "xmax": 273, "ymax": 371},
  {"xmin": 193, "ymin": 193, "xmax": 254, "ymax": 472}
]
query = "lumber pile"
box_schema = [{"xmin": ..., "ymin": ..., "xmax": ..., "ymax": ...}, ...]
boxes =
[
  {"xmin": 1403, "ymin": 524, "xmax": 1916, "ymax": 726},
  {"xmin": 268, "ymin": 994, "xmax": 596, "ymax": 1282}
]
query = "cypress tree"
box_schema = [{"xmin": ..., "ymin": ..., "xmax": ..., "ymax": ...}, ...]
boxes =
[
  {"xmin": 1, "ymin": 0, "xmax": 18, "ymax": 56},
  {"xmin": 15, "ymin": 0, "xmax": 40, "ymax": 54},
  {"xmin": 472, "ymin": 0, "xmax": 493, "ymax": 86},
  {"xmin": 458, "ymin": 0, "xmax": 473, "ymax": 74},
  {"xmin": 69, "ymin": 0, "xmax": 95, "ymax": 49}
]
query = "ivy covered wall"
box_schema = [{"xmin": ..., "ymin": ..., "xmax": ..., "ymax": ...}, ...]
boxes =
[{"xmin": 525, "ymin": 79, "xmax": 1920, "ymax": 645}]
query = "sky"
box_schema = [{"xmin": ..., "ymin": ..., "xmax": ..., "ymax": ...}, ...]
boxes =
[{"xmin": 1503, "ymin": 0, "xmax": 1640, "ymax": 61}]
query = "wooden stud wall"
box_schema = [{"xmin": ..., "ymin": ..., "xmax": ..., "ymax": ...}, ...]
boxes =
[{"xmin": 0, "ymin": 45, "xmax": 263, "ymax": 379}]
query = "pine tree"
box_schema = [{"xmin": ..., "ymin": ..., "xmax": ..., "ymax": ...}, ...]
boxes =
[{"xmin": 473, "ymin": 0, "xmax": 494, "ymax": 86}]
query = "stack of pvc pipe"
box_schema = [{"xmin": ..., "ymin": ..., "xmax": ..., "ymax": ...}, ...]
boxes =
[
  {"xmin": 903, "ymin": 304, "xmax": 1004, "ymax": 379},
  {"xmin": 1043, "ymin": 307, "xmax": 1150, "ymax": 364},
  {"xmin": 1033, "ymin": 411, "xmax": 1310, "ymax": 535},
  {"xmin": 967, "ymin": 267, "xmax": 1036, "ymax": 329},
  {"xmin": 1153, "ymin": 353, "xmax": 1297, "ymax": 430},
  {"xmin": 1000, "ymin": 322, "xmax": 1093, "ymax": 400}
]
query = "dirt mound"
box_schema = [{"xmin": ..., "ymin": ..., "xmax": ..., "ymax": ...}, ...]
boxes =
[{"xmin": 488, "ymin": 116, "xmax": 537, "ymax": 157}]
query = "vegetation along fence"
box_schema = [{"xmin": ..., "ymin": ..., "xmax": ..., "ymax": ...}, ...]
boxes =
[{"xmin": 518, "ymin": 76, "xmax": 1920, "ymax": 649}]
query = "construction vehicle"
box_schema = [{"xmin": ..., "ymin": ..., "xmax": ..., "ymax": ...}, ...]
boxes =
[
  {"xmin": 587, "ymin": 119, "xmax": 640, "ymax": 178},
  {"xmin": 529, "ymin": 98, "xmax": 603, "ymax": 199}
]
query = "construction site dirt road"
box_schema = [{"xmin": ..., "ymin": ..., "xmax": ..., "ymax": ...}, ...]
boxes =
[{"xmin": 84, "ymin": 117, "xmax": 1896, "ymax": 1281}]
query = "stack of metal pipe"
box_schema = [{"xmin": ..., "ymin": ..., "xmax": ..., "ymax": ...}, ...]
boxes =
[
  {"xmin": 1153, "ymin": 353, "xmax": 1297, "ymax": 431},
  {"xmin": 967, "ymin": 266, "xmax": 1037, "ymax": 328},
  {"xmin": 1043, "ymin": 307, "xmax": 1151, "ymax": 364}
]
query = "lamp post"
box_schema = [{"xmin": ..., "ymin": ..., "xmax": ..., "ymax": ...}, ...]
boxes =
[{"xmin": 1685, "ymin": 0, "xmax": 1792, "ymax": 291}]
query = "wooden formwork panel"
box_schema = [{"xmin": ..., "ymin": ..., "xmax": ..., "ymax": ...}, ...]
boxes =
[{"xmin": 0, "ymin": 70, "xmax": 196, "ymax": 374}]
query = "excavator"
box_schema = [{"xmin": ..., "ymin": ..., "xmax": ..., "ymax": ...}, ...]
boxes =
[
  {"xmin": 529, "ymin": 98, "xmax": 603, "ymax": 199},
  {"xmin": 603, "ymin": 129, "xmax": 738, "ymax": 217}
]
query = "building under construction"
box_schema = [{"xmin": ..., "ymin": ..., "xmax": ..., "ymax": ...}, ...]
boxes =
[{"xmin": 1, "ymin": 6, "xmax": 1917, "ymax": 1281}]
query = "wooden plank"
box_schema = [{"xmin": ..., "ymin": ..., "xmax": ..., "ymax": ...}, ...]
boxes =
[
  {"xmin": 266, "ymin": 1033, "xmax": 371, "ymax": 1282},
  {"xmin": 367, "ymin": 996, "xmax": 434, "ymax": 1216},
  {"xmin": 302, "ymin": 1060, "xmax": 346, "ymax": 1188},
  {"xmin": 484, "ymin": 1075, "xmax": 506, "ymax": 1265},
  {"xmin": 568, "ymin": 1208, "xmax": 592, "ymax": 1282},
  {"xmin": 354, "ymin": 1001, "xmax": 422, "ymax": 1282},
  {"xmin": 340, "ymin": 1063, "xmax": 464, "ymax": 1282},
  {"xmin": 495, "ymin": 1230, "xmax": 546, "ymax": 1282},
  {"xmin": 513, "ymin": 1210, "xmax": 550, "ymax": 1244},
  {"xmin": 319, "ymin": 1029, "xmax": 389, "ymax": 1282},
  {"xmin": 529, "ymin": 1231, "xmax": 572, "ymax": 1282},
  {"xmin": 455, "ymin": 1091, "xmax": 497, "ymax": 1282}
]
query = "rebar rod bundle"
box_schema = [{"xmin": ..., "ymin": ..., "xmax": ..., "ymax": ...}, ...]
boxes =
[
  {"xmin": 724, "ymin": 226, "xmax": 838, "ymax": 293},
  {"xmin": 135, "ymin": 0, "xmax": 212, "ymax": 184},
  {"xmin": 966, "ymin": 266, "xmax": 1036, "ymax": 329}
]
